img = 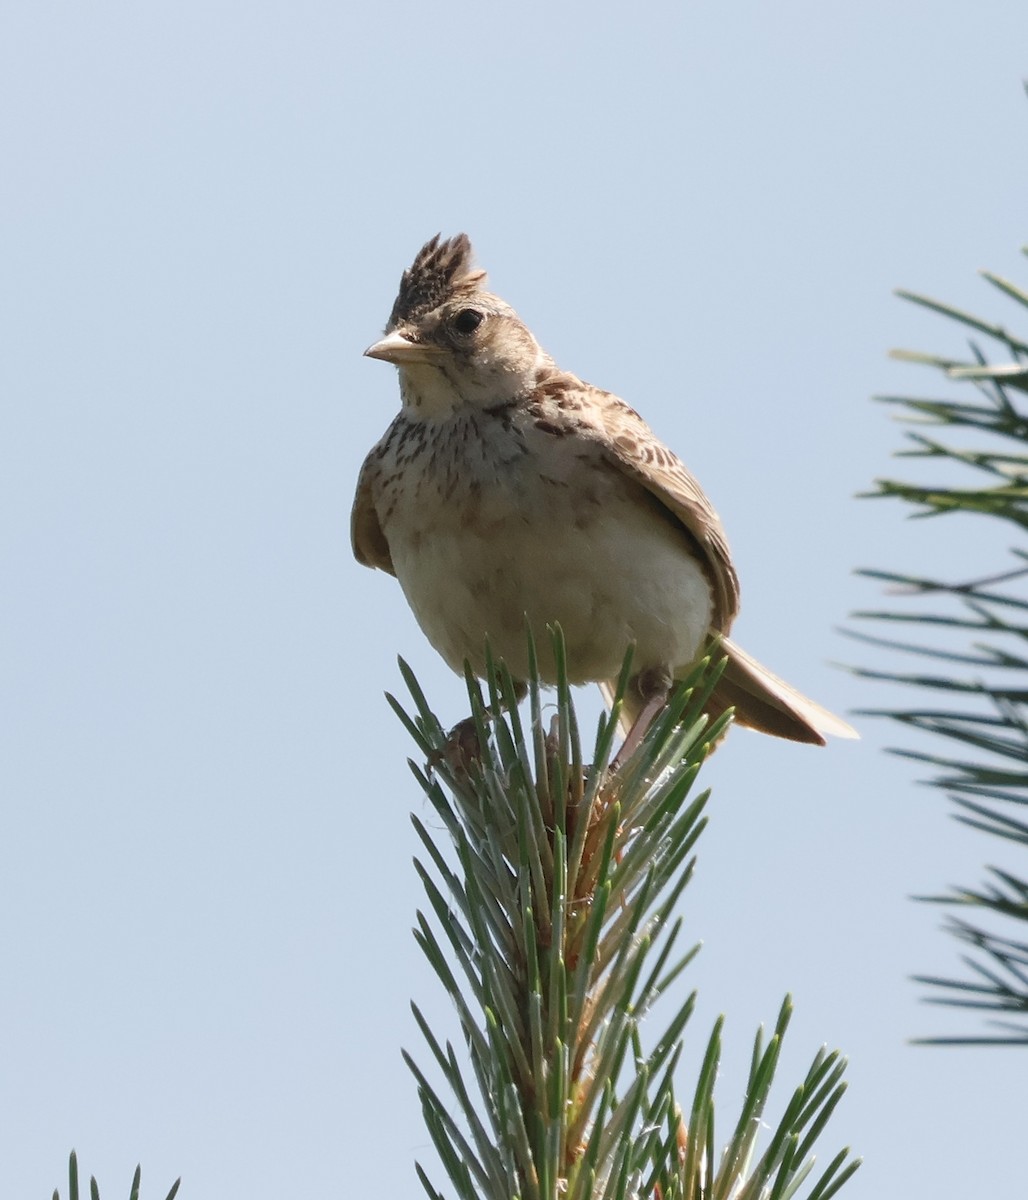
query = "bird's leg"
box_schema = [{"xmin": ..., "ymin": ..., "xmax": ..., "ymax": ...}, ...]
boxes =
[
  {"xmin": 439, "ymin": 678, "xmax": 529, "ymax": 773},
  {"xmin": 612, "ymin": 665, "xmax": 673, "ymax": 768}
]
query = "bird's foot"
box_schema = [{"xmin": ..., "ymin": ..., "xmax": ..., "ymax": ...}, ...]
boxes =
[
  {"xmin": 438, "ymin": 715, "xmax": 486, "ymax": 774},
  {"xmin": 432, "ymin": 679, "xmax": 530, "ymax": 775},
  {"xmin": 611, "ymin": 665, "xmax": 673, "ymax": 770}
]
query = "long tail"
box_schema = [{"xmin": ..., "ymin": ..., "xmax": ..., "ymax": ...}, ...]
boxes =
[
  {"xmin": 708, "ymin": 638, "xmax": 857, "ymax": 744},
  {"xmin": 601, "ymin": 638, "xmax": 858, "ymax": 745}
]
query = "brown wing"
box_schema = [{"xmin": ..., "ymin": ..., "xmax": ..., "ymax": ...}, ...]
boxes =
[
  {"xmin": 350, "ymin": 447, "xmax": 396, "ymax": 575},
  {"xmin": 552, "ymin": 380, "xmax": 740, "ymax": 631}
]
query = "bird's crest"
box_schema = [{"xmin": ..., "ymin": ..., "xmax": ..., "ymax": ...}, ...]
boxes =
[{"xmin": 386, "ymin": 233, "xmax": 488, "ymax": 331}]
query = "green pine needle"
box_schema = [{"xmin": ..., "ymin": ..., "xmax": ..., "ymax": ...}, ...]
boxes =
[
  {"xmin": 396, "ymin": 635, "xmax": 856, "ymax": 1199},
  {"xmin": 856, "ymin": 251, "xmax": 1028, "ymax": 1042}
]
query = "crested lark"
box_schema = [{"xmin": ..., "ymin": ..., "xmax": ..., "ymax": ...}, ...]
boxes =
[{"xmin": 352, "ymin": 234, "xmax": 856, "ymax": 747}]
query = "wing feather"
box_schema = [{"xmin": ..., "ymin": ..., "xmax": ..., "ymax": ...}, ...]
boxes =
[
  {"xmin": 350, "ymin": 449, "xmax": 396, "ymax": 575},
  {"xmin": 589, "ymin": 390, "xmax": 740, "ymax": 630}
]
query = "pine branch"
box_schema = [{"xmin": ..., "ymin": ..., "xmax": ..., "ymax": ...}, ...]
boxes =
[
  {"xmin": 854, "ymin": 252, "xmax": 1028, "ymax": 1043},
  {"xmin": 396, "ymin": 630, "xmax": 858, "ymax": 1197},
  {"xmin": 52, "ymin": 1151, "xmax": 180, "ymax": 1200}
]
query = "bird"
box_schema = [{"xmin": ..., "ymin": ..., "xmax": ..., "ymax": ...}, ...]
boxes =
[{"xmin": 352, "ymin": 233, "xmax": 856, "ymax": 750}]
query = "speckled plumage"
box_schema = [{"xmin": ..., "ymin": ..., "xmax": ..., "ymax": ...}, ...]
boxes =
[{"xmin": 353, "ymin": 234, "xmax": 856, "ymax": 745}]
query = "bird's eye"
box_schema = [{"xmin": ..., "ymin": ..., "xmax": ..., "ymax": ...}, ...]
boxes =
[{"xmin": 452, "ymin": 308, "xmax": 484, "ymax": 335}]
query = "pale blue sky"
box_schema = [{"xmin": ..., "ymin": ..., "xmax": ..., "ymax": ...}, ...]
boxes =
[{"xmin": 3, "ymin": 2, "xmax": 1028, "ymax": 1197}]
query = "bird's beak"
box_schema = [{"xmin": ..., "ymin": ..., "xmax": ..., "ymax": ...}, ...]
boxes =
[{"xmin": 363, "ymin": 330, "xmax": 443, "ymax": 366}]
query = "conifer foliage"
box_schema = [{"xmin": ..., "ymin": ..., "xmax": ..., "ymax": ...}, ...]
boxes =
[
  {"xmin": 854, "ymin": 252, "xmax": 1028, "ymax": 1044},
  {"xmin": 393, "ymin": 636, "xmax": 858, "ymax": 1198}
]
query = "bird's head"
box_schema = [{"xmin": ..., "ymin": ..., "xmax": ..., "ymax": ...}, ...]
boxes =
[{"xmin": 364, "ymin": 234, "xmax": 549, "ymax": 418}]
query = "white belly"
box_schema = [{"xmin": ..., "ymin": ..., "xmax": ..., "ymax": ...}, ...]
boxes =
[{"xmin": 384, "ymin": 451, "xmax": 712, "ymax": 684}]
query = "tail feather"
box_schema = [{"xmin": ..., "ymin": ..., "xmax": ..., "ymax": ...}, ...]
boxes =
[
  {"xmin": 715, "ymin": 638, "xmax": 858, "ymax": 744},
  {"xmin": 600, "ymin": 638, "xmax": 858, "ymax": 745}
]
